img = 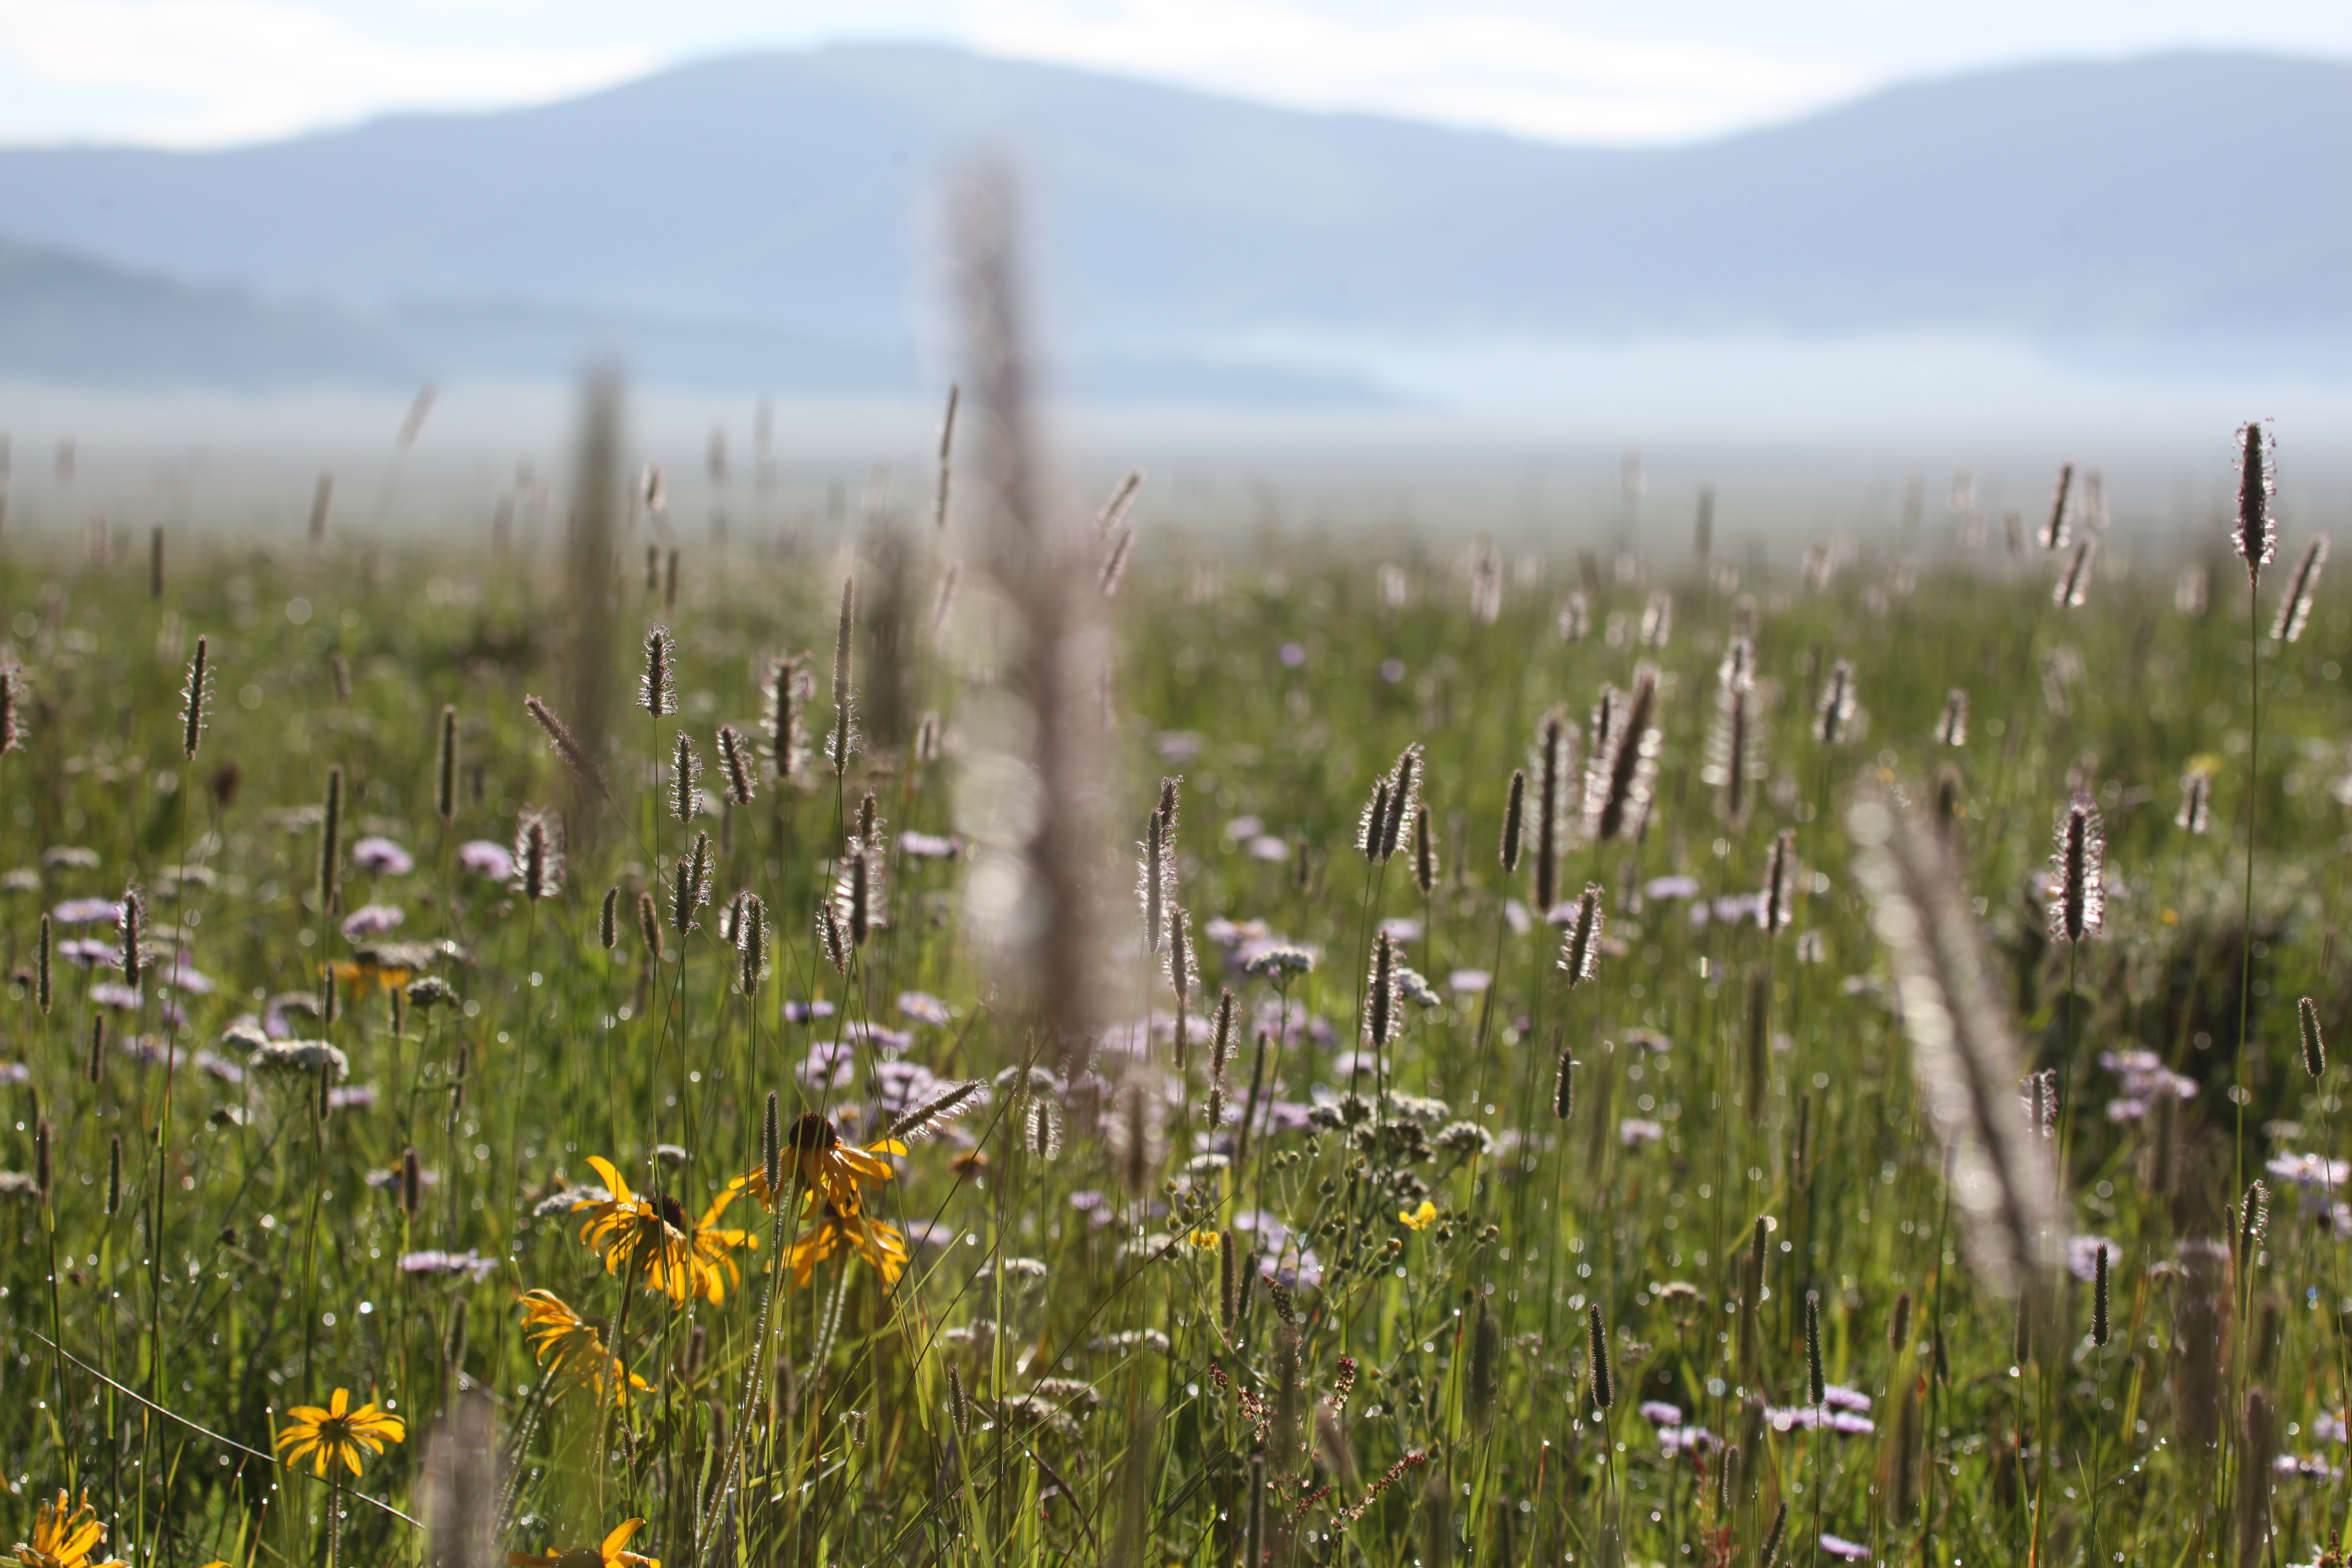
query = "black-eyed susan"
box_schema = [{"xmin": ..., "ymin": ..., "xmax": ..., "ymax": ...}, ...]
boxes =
[
  {"xmin": 675, "ymin": 1183, "xmax": 756, "ymax": 1305},
  {"xmin": 740, "ymin": 1114, "xmax": 903, "ymax": 1212},
  {"xmin": 517, "ymin": 1289, "xmax": 648, "ymax": 1407},
  {"xmin": 272, "ymin": 1388, "xmax": 406, "ymax": 1478},
  {"xmin": 507, "ymin": 1517, "xmax": 659, "ymax": 1568},
  {"xmin": 572, "ymin": 1158, "xmax": 755, "ymax": 1306},
  {"xmin": 11, "ymin": 1491, "xmax": 126, "ymax": 1568},
  {"xmin": 786, "ymin": 1197, "xmax": 908, "ymax": 1290},
  {"xmin": 573, "ymin": 1156, "xmax": 695, "ymax": 1303}
]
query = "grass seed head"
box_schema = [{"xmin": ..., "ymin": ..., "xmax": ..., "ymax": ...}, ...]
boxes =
[
  {"xmin": 1500, "ymin": 767, "xmax": 1526, "ymax": 874},
  {"xmin": 318, "ymin": 764, "xmax": 343, "ymax": 912},
  {"xmin": 2048, "ymin": 792, "xmax": 2105, "ymax": 943},
  {"xmin": 640, "ymin": 625, "xmax": 678, "ymax": 717},
  {"xmin": 2236, "ymin": 420, "xmax": 2277, "ymax": 582},
  {"xmin": 1558, "ymin": 885, "xmax": 1604, "ymax": 988},
  {"xmin": 717, "ymin": 723, "xmax": 757, "ymax": 806},
  {"xmin": 180, "ymin": 634, "xmax": 209, "ymax": 759},
  {"xmin": 2301, "ymin": 995, "xmax": 2326, "ymax": 1078},
  {"xmin": 2272, "ymin": 533, "xmax": 2328, "ymax": 642},
  {"xmin": 434, "ymin": 704, "xmax": 457, "ymax": 825},
  {"xmin": 1586, "ymin": 1303, "xmax": 1613, "ymax": 1411},
  {"xmin": 600, "ymin": 886, "xmax": 619, "ymax": 949}
]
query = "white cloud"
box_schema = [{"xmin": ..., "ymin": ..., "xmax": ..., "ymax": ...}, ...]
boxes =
[
  {"xmin": 0, "ymin": 0, "xmax": 652, "ymax": 145},
  {"xmin": 953, "ymin": 0, "xmax": 1864, "ymax": 143}
]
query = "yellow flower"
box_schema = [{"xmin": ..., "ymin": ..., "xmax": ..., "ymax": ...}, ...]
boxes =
[
  {"xmin": 272, "ymin": 1388, "xmax": 406, "ymax": 1478},
  {"xmin": 678, "ymin": 1183, "xmax": 756, "ymax": 1306},
  {"xmin": 507, "ymin": 1516, "xmax": 660, "ymax": 1568},
  {"xmin": 517, "ymin": 1289, "xmax": 648, "ymax": 1407},
  {"xmin": 573, "ymin": 1157, "xmax": 752, "ymax": 1305},
  {"xmin": 12, "ymin": 1490, "xmax": 126, "ymax": 1568},
  {"xmin": 1398, "ymin": 1201, "xmax": 1438, "ymax": 1232},
  {"xmin": 741, "ymin": 1114, "xmax": 904, "ymax": 1212},
  {"xmin": 786, "ymin": 1197, "xmax": 909, "ymax": 1290},
  {"xmin": 1189, "ymin": 1230, "xmax": 1222, "ymax": 1250}
]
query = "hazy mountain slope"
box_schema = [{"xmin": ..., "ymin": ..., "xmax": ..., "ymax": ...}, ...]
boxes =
[{"xmin": 0, "ymin": 45, "xmax": 2340, "ymax": 388}]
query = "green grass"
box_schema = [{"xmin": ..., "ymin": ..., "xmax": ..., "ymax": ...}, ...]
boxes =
[{"xmin": 0, "ymin": 512, "xmax": 2344, "ymax": 1568}]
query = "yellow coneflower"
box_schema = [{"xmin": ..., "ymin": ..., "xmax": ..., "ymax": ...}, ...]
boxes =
[
  {"xmin": 572, "ymin": 1156, "xmax": 694, "ymax": 1302},
  {"xmin": 740, "ymin": 1114, "xmax": 904, "ymax": 1212},
  {"xmin": 11, "ymin": 1491, "xmax": 126, "ymax": 1568},
  {"xmin": 786, "ymin": 1197, "xmax": 908, "ymax": 1290},
  {"xmin": 517, "ymin": 1289, "xmax": 648, "ymax": 1407},
  {"xmin": 272, "ymin": 1387, "xmax": 406, "ymax": 1478},
  {"xmin": 507, "ymin": 1517, "xmax": 660, "ymax": 1568},
  {"xmin": 573, "ymin": 1157, "xmax": 753, "ymax": 1305},
  {"xmin": 677, "ymin": 1185, "xmax": 756, "ymax": 1305}
]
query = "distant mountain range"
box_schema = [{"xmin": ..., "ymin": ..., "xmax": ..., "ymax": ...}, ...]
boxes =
[{"xmin": 0, "ymin": 44, "xmax": 2343, "ymax": 398}]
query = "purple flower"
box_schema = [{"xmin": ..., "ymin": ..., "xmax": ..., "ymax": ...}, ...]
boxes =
[
  {"xmin": 1448, "ymin": 969, "xmax": 1492, "ymax": 994},
  {"xmin": 0, "ymin": 1063, "xmax": 29, "ymax": 1085},
  {"xmin": 52, "ymin": 897, "xmax": 124, "ymax": 926},
  {"xmin": 1643, "ymin": 875, "xmax": 1703, "ymax": 900},
  {"xmin": 328, "ymin": 1085, "xmax": 378, "ymax": 1110},
  {"xmin": 897, "ymin": 831, "xmax": 962, "ymax": 860},
  {"xmin": 797, "ymin": 1039, "xmax": 856, "ymax": 1090},
  {"xmin": 340, "ymin": 904, "xmax": 405, "ymax": 940},
  {"xmin": 1822, "ymin": 1385, "xmax": 1872, "ymax": 1413},
  {"xmin": 57, "ymin": 939, "xmax": 116, "ymax": 968},
  {"xmin": 1658, "ymin": 1426, "xmax": 1715, "ymax": 1455},
  {"xmin": 898, "ymin": 991, "xmax": 953, "ymax": 1026},
  {"xmin": 90, "ymin": 982, "xmax": 142, "ymax": 1011},
  {"xmin": 193, "ymin": 1050, "xmax": 244, "ymax": 1084},
  {"xmin": 1819, "ymin": 1535, "xmax": 1871, "ymax": 1562},
  {"xmin": 1639, "ymin": 1401, "xmax": 1684, "ymax": 1426},
  {"xmin": 456, "ymin": 841, "xmax": 514, "ymax": 881},
  {"xmin": 157, "ymin": 959, "xmax": 214, "ymax": 995},
  {"xmin": 784, "ymin": 1000, "xmax": 837, "ymax": 1024},
  {"xmin": 1619, "ymin": 1118, "xmax": 1665, "ymax": 1148},
  {"xmin": 400, "ymin": 1249, "xmax": 498, "ymax": 1282},
  {"xmin": 350, "ymin": 836, "xmax": 415, "ymax": 876},
  {"xmin": 2277, "ymin": 1453, "xmax": 2345, "ymax": 1483}
]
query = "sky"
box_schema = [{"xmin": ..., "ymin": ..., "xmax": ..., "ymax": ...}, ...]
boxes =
[{"xmin": 1, "ymin": 0, "xmax": 2349, "ymax": 150}]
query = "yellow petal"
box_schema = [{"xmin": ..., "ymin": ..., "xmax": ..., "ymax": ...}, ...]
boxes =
[{"xmin": 600, "ymin": 1519, "xmax": 647, "ymax": 1560}]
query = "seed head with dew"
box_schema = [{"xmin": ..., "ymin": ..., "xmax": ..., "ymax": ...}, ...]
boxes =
[
  {"xmin": 0, "ymin": 660, "xmax": 26, "ymax": 754},
  {"xmin": 1934, "ymin": 687, "xmax": 1968, "ymax": 746},
  {"xmin": 825, "ymin": 575, "xmax": 858, "ymax": 775},
  {"xmin": 1559, "ymin": 884, "xmax": 1605, "ymax": 988},
  {"xmin": 2040, "ymin": 461, "xmax": 2075, "ymax": 552},
  {"xmin": 1760, "ymin": 829, "xmax": 1798, "ymax": 934},
  {"xmin": 639, "ymin": 626, "xmax": 678, "ymax": 717},
  {"xmin": 1500, "ymin": 766, "xmax": 1526, "ymax": 874},
  {"xmin": 715, "ymin": 723, "xmax": 757, "ymax": 806},
  {"xmin": 2271, "ymin": 534, "xmax": 2328, "ymax": 642},
  {"xmin": 2054, "ymin": 538, "xmax": 2097, "ymax": 608},
  {"xmin": 2236, "ymin": 420, "xmax": 2277, "ymax": 581},
  {"xmin": 179, "ymin": 634, "xmax": 209, "ymax": 759},
  {"xmin": 669, "ymin": 829, "xmax": 711, "ymax": 936},
  {"xmin": 2048, "ymin": 792, "xmax": 2105, "ymax": 944},
  {"xmin": 2178, "ymin": 765, "xmax": 2213, "ymax": 834},
  {"xmin": 1530, "ymin": 709, "xmax": 1575, "ymax": 909},
  {"xmin": 1585, "ymin": 665, "xmax": 1659, "ymax": 843},
  {"xmin": 514, "ymin": 809, "xmax": 565, "ymax": 903},
  {"xmin": 1363, "ymin": 928, "xmax": 1398, "ymax": 1050},
  {"xmin": 1813, "ymin": 658, "xmax": 1857, "ymax": 744},
  {"xmin": 761, "ymin": 655, "xmax": 809, "ymax": 783}
]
